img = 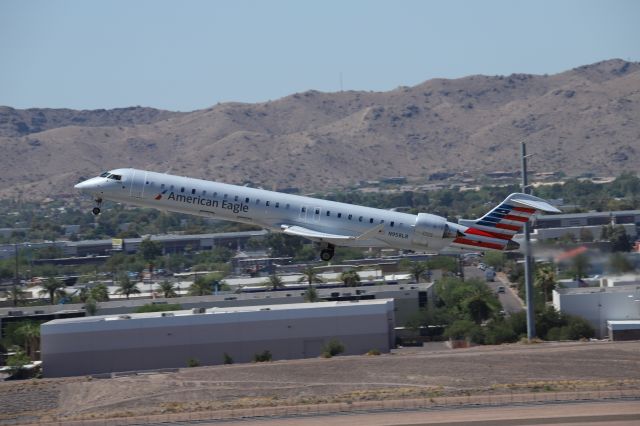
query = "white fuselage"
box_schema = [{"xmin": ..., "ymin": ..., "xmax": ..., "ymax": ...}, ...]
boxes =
[{"xmin": 76, "ymin": 168, "xmax": 458, "ymax": 252}]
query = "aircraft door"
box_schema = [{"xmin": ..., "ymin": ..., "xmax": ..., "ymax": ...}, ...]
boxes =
[
  {"xmin": 129, "ymin": 170, "xmax": 147, "ymax": 198},
  {"xmin": 299, "ymin": 206, "xmax": 308, "ymax": 221}
]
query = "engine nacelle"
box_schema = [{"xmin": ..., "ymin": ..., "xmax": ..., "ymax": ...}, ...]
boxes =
[{"xmin": 412, "ymin": 213, "xmax": 456, "ymax": 247}]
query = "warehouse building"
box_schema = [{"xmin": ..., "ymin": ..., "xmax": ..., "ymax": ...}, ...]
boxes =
[
  {"xmin": 41, "ymin": 299, "xmax": 395, "ymax": 377},
  {"xmin": 553, "ymin": 286, "xmax": 640, "ymax": 338}
]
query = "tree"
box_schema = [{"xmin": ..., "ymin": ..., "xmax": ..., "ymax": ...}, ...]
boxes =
[
  {"xmin": 90, "ymin": 283, "xmax": 110, "ymax": 302},
  {"xmin": 303, "ymin": 285, "xmax": 319, "ymax": 303},
  {"xmin": 188, "ymin": 276, "xmax": 212, "ymax": 296},
  {"xmin": 571, "ymin": 254, "xmax": 590, "ymax": 279},
  {"xmin": 14, "ymin": 321, "xmax": 40, "ymax": 360},
  {"xmin": 483, "ymin": 252, "xmax": 506, "ymax": 271},
  {"xmin": 159, "ymin": 280, "xmax": 178, "ymax": 298},
  {"xmin": 139, "ymin": 237, "xmax": 162, "ymax": 262},
  {"xmin": 115, "ymin": 275, "xmax": 140, "ymax": 299},
  {"xmin": 299, "ymin": 266, "xmax": 323, "ymax": 286},
  {"xmin": 579, "ymin": 228, "xmax": 594, "ymax": 243},
  {"xmin": 264, "ymin": 274, "xmax": 285, "ymax": 291},
  {"xmin": 535, "ymin": 264, "xmax": 557, "ymax": 302},
  {"xmin": 608, "ymin": 225, "xmax": 632, "ymax": 252},
  {"xmin": 340, "ymin": 270, "xmax": 361, "ymax": 287},
  {"xmin": 8, "ymin": 286, "xmax": 27, "ymax": 307},
  {"xmin": 408, "ymin": 262, "xmax": 428, "ymax": 283},
  {"xmin": 84, "ymin": 298, "xmax": 98, "ymax": 316},
  {"xmin": 609, "ymin": 253, "xmax": 634, "ymax": 274},
  {"xmin": 39, "ymin": 277, "xmax": 66, "ymax": 304}
]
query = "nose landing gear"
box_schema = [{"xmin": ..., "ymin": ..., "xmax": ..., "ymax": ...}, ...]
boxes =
[{"xmin": 92, "ymin": 198, "xmax": 103, "ymax": 216}]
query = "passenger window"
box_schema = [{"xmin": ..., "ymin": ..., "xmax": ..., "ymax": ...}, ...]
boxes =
[
  {"xmin": 161, "ymin": 184, "xmax": 165, "ymax": 189},
  {"xmin": 203, "ymin": 190, "xmax": 207, "ymax": 195},
  {"xmin": 338, "ymin": 213, "xmax": 342, "ymax": 218},
  {"xmin": 369, "ymin": 218, "xmax": 374, "ymax": 223},
  {"xmin": 390, "ymin": 221, "xmax": 395, "ymax": 227},
  {"xmin": 326, "ymin": 211, "xmax": 330, "ymax": 216},
  {"xmin": 245, "ymin": 197, "xmax": 250, "ymax": 203},
  {"xmin": 170, "ymin": 185, "xmax": 175, "ymax": 190},
  {"xmin": 266, "ymin": 201, "xmax": 270, "ymax": 207},
  {"xmin": 234, "ymin": 195, "xmax": 239, "ymax": 202},
  {"xmin": 192, "ymin": 189, "xmax": 196, "ymax": 195},
  {"xmin": 181, "ymin": 187, "xmax": 185, "ymax": 193},
  {"xmin": 286, "ymin": 204, "xmax": 290, "ymax": 209},
  {"xmin": 275, "ymin": 202, "xmax": 280, "ymax": 208},
  {"xmin": 224, "ymin": 194, "xmax": 228, "ymax": 199},
  {"xmin": 359, "ymin": 216, "xmax": 363, "ymax": 222},
  {"xmin": 348, "ymin": 214, "xmax": 352, "ymax": 220},
  {"xmin": 315, "ymin": 209, "xmax": 320, "ymax": 215},
  {"xmin": 301, "ymin": 207, "xmax": 306, "ymax": 213},
  {"xmin": 380, "ymin": 220, "xmax": 385, "ymax": 224},
  {"xmin": 213, "ymin": 192, "xmax": 217, "ymax": 197},
  {"xmin": 255, "ymin": 199, "xmax": 260, "ymax": 205}
]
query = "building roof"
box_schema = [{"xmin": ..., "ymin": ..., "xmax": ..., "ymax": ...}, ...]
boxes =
[
  {"xmin": 536, "ymin": 210, "xmax": 640, "ymax": 221},
  {"xmin": 41, "ymin": 299, "xmax": 394, "ymax": 333}
]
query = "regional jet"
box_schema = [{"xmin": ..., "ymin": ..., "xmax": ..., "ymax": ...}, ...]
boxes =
[{"xmin": 75, "ymin": 169, "xmax": 560, "ymax": 261}]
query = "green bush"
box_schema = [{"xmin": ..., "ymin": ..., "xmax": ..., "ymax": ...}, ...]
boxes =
[
  {"xmin": 223, "ymin": 352, "xmax": 234, "ymax": 364},
  {"xmin": 134, "ymin": 303, "xmax": 182, "ymax": 313},
  {"xmin": 253, "ymin": 350, "xmax": 272, "ymax": 362},
  {"xmin": 322, "ymin": 339, "xmax": 345, "ymax": 358},
  {"xmin": 187, "ymin": 358, "xmax": 200, "ymax": 367}
]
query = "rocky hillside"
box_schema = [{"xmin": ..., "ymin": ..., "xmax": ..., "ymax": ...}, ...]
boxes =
[{"xmin": 0, "ymin": 59, "xmax": 638, "ymax": 200}]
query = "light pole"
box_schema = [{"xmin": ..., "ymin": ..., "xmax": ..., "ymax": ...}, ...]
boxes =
[{"xmin": 521, "ymin": 141, "xmax": 536, "ymax": 340}]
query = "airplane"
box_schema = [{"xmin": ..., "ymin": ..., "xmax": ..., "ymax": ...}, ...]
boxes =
[{"xmin": 74, "ymin": 168, "xmax": 560, "ymax": 261}]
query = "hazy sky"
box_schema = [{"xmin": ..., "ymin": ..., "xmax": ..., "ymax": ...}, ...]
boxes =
[{"xmin": 1, "ymin": 0, "xmax": 638, "ymax": 111}]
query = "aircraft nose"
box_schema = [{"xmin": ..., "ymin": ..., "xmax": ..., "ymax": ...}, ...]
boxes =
[{"xmin": 74, "ymin": 177, "xmax": 103, "ymax": 192}]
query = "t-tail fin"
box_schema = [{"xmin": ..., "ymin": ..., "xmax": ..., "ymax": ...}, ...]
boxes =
[{"xmin": 455, "ymin": 193, "xmax": 560, "ymax": 251}]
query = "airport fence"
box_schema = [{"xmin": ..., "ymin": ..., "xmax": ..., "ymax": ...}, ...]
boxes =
[{"xmin": 10, "ymin": 384, "xmax": 640, "ymax": 426}]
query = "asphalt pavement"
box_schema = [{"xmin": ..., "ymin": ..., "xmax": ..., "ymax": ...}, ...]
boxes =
[{"xmin": 464, "ymin": 266, "xmax": 524, "ymax": 315}]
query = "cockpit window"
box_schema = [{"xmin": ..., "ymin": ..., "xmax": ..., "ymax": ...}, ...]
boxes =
[
  {"xmin": 109, "ymin": 174, "xmax": 122, "ymax": 181},
  {"xmin": 99, "ymin": 172, "xmax": 110, "ymax": 177}
]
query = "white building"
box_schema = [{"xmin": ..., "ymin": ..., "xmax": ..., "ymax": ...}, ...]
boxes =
[
  {"xmin": 553, "ymin": 286, "xmax": 640, "ymax": 338},
  {"xmin": 41, "ymin": 299, "xmax": 395, "ymax": 377}
]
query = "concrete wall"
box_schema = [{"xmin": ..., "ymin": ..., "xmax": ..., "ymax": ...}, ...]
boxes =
[{"xmin": 41, "ymin": 300, "xmax": 395, "ymax": 377}]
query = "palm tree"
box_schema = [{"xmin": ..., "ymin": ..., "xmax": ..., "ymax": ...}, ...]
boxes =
[
  {"xmin": 264, "ymin": 275, "xmax": 285, "ymax": 291},
  {"xmin": 535, "ymin": 264, "xmax": 556, "ymax": 302},
  {"xmin": 188, "ymin": 276, "xmax": 212, "ymax": 296},
  {"xmin": 159, "ymin": 280, "xmax": 178, "ymax": 298},
  {"xmin": 298, "ymin": 266, "xmax": 323, "ymax": 286},
  {"xmin": 340, "ymin": 270, "xmax": 361, "ymax": 287},
  {"xmin": 8, "ymin": 286, "xmax": 27, "ymax": 307},
  {"xmin": 90, "ymin": 283, "xmax": 110, "ymax": 302},
  {"xmin": 14, "ymin": 321, "xmax": 40, "ymax": 360},
  {"xmin": 462, "ymin": 287, "xmax": 495, "ymax": 324},
  {"xmin": 303, "ymin": 285, "xmax": 319, "ymax": 303},
  {"xmin": 39, "ymin": 277, "xmax": 66, "ymax": 305},
  {"xmin": 115, "ymin": 275, "xmax": 140, "ymax": 299},
  {"xmin": 409, "ymin": 262, "xmax": 429, "ymax": 283}
]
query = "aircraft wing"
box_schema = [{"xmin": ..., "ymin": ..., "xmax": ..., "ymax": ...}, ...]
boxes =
[{"xmin": 280, "ymin": 224, "xmax": 384, "ymax": 244}]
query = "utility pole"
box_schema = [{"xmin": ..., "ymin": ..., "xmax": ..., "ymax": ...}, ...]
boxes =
[{"xmin": 521, "ymin": 141, "xmax": 536, "ymax": 340}]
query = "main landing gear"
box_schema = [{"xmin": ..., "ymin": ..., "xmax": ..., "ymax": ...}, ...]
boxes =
[
  {"xmin": 92, "ymin": 198, "xmax": 103, "ymax": 216},
  {"xmin": 320, "ymin": 243, "xmax": 335, "ymax": 262}
]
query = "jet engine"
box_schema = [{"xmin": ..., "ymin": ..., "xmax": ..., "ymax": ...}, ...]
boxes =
[{"xmin": 413, "ymin": 213, "xmax": 457, "ymax": 243}]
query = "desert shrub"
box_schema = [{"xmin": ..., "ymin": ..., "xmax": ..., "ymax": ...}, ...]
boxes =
[
  {"xmin": 322, "ymin": 339, "xmax": 345, "ymax": 358},
  {"xmin": 253, "ymin": 350, "xmax": 272, "ymax": 362},
  {"xmin": 223, "ymin": 352, "xmax": 234, "ymax": 364},
  {"xmin": 187, "ymin": 358, "xmax": 200, "ymax": 367}
]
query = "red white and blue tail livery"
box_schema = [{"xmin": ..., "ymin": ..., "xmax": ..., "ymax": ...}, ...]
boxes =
[{"xmin": 454, "ymin": 193, "xmax": 560, "ymax": 252}]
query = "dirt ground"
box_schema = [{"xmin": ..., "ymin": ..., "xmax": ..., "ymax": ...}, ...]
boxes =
[{"xmin": 1, "ymin": 340, "xmax": 639, "ymax": 424}]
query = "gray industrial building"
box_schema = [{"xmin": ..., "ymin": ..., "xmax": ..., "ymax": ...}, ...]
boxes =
[
  {"xmin": 533, "ymin": 210, "xmax": 640, "ymax": 241},
  {"xmin": 41, "ymin": 299, "xmax": 395, "ymax": 377}
]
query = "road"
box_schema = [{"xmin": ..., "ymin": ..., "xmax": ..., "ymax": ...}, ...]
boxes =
[
  {"xmin": 464, "ymin": 266, "xmax": 524, "ymax": 315},
  {"xmin": 205, "ymin": 400, "xmax": 640, "ymax": 426}
]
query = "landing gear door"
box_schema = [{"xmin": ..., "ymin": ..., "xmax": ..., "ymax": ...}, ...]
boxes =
[{"xmin": 129, "ymin": 170, "xmax": 147, "ymax": 198}]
